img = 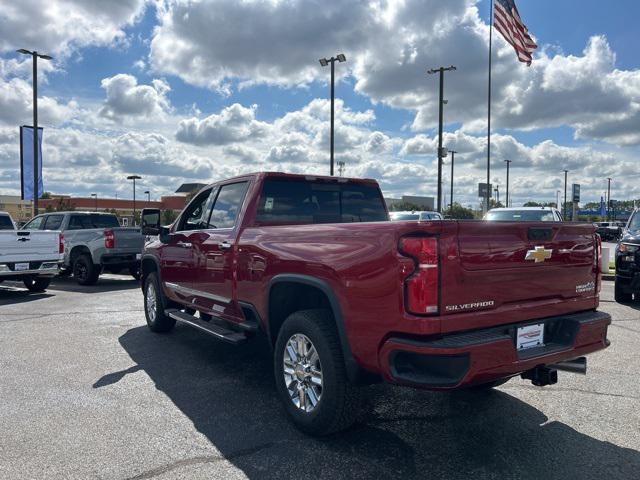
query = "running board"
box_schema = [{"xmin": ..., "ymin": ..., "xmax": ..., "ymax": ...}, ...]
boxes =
[{"xmin": 166, "ymin": 309, "xmax": 248, "ymax": 345}]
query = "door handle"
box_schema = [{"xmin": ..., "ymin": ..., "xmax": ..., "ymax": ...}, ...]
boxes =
[
  {"xmin": 218, "ymin": 241, "xmax": 232, "ymax": 250},
  {"xmin": 176, "ymin": 241, "xmax": 192, "ymax": 248}
]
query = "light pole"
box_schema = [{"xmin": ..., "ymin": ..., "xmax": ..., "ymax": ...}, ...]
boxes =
[
  {"xmin": 90, "ymin": 193, "xmax": 97, "ymax": 212},
  {"xmin": 556, "ymin": 190, "xmax": 560, "ymax": 209},
  {"xmin": 494, "ymin": 186, "xmax": 500, "ymax": 206},
  {"xmin": 504, "ymin": 159, "xmax": 512, "ymax": 207},
  {"xmin": 127, "ymin": 175, "xmax": 141, "ymax": 225},
  {"xmin": 563, "ymin": 170, "xmax": 568, "ymax": 220},
  {"xmin": 144, "ymin": 190, "xmax": 150, "ymax": 203},
  {"xmin": 319, "ymin": 54, "xmax": 346, "ymax": 176},
  {"xmin": 606, "ymin": 178, "xmax": 612, "ymax": 221},
  {"xmin": 17, "ymin": 49, "xmax": 53, "ymax": 216},
  {"xmin": 449, "ymin": 150, "xmax": 457, "ymax": 213},
  {"xmin": 427, "ymin": 65, "xmax": 456, "ymax": 213}
]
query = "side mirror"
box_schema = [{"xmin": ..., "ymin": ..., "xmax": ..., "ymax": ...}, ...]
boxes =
[
  {"xmin": 141, "ymin": 208, "xmax": 161, "ymax": 236},
  {"xmin": 159, "ymin": 225, "xmax": 171, "ymax": 244}
]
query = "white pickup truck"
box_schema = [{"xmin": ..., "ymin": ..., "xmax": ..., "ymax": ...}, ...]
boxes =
[{"xmin": 0, "ymin": 211, "xmax": 63, "ymax": 292}]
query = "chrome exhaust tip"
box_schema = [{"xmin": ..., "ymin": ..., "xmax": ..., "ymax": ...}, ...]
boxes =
[{"xmin": 550, "ymin": 356, "xmax": 587, "ymax": 375}]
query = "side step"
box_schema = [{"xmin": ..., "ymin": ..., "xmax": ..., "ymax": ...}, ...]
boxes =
[{"xmin": 166, "ymin": 309, "xmax": 248, "ymax": 345}]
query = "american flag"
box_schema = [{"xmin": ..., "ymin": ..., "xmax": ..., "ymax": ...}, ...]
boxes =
[{"xmin": 494, "ymin": 0, "xmax": 537, "ymax": 66}]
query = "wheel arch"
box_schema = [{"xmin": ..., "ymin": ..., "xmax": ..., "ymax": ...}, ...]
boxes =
[{"xmin": 267, "ymin": 274, "xmax": 368, "ymax": 383}]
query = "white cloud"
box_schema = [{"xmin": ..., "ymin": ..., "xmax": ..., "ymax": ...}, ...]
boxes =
[
  {"xmin": 176, "ymin": 103, "xmax": 269, "ymax": 145},
  {"xmin": 0, "ymin": 0, "xmax": 147, "ymax": 57},
  {"xmin": 99, "ymin": 74, "xmax": 171, "ymax": 121}
]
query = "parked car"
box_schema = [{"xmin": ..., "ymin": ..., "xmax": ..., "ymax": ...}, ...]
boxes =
[
  {"xmin": 614, "ymin": 210, "xmax": 640, "ymax": 302},
  {"xmin": 485, "ymin": 207, "xmax": 563, "ymax": 221},
  {"xmin": 139, "ymin": 172, "xmax": 610, "ymax": 436},
  {"xmin": 390, "ymin": 210, "xmax": 443, "ymax": 221},
  {"xmin": 22, "ymin": 212, "xmax": 144, "ymax": 285},
  {"xmin": 595, "ymin": 221, "xmax": 623, "ymax": 241},
  {"xmin": 0, "ymin": 212, "xmax": 63, "ymax": 292}
]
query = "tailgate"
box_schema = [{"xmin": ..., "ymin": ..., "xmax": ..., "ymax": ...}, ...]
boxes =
[
  {"xmin": 112, "ymin": 228, "xmax": 144, "ymax": 250},
  {"xmin": 0, "ymin": 231, "xmax": 61, "ymax": 262},
  {"xmin": 439, "ymin": 221, "xmax": 597, "ymax": 326}
]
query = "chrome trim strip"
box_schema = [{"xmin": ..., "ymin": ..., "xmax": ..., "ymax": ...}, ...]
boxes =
[{"xmin": 164, "ymin": 282, "xmax": 231, "ymax": 304}]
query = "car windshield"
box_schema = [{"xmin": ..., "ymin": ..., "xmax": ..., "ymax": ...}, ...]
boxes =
[
  {"xmin": 628, "ymin": 213, "xmax": 640, "ymax": 231},
  {"xmin": 390, "ymin": 213, "xmax": 420, "ymax": 221},
  {"xmin": 486, "ymin": 210, "xmax": 556, "ymax": 221},
  {"xmin": 0, "ymin": 215, "xmax": 14, "ymax": 230}
]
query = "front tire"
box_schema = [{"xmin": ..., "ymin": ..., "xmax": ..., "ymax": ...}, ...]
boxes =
[
  {"xmin": 144, "ymin": 273, "xmax": 176, "ymax": 333},
  {"xmin": 23, "ymin": 276, "xmax": 51, "ymax": 292},
  {"xmin": 615, "ymin": 280, "xmax": 633, "ymax": 303},
  {"xmin": 73, "ymin": 254, "xmax": 100, "ymax": 286},
  {"xmin": 274, "ymin": 309, "xmax": 360, "ymax": 436}
]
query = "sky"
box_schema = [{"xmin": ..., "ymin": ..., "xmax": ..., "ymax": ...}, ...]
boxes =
[{"xmin": 0, "ymin": 0, "xmax": 639, "ymax": 208}]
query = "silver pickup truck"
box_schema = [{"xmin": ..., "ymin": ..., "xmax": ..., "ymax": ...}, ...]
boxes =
[
  {"xmin": 22, "ymin": 211, "xmax": 144, "ymax": 285},
  {"xmin": 0, "ymin": 211, "xmax": 62, "ymax": 292}
]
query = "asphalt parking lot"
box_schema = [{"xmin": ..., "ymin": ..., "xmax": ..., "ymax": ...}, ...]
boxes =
[{"xmin": 0, "ymin": 275, "xmax": 638, "ymax": 480}]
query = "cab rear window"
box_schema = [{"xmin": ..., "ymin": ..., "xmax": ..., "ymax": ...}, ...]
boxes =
[
  {"xmin": 0, "ymin": 215, "xmax": 13, "ymax": 230},
  {"xmin": 255, "ymin": 179, "xmax": 388, "ymax": 225}
]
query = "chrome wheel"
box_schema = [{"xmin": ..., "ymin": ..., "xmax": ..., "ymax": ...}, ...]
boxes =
[
  {"xmin": 283, "ymin": 333, "xmax": 323, "ymax": 413},
  {"xmin": 145, "ymin": 282, "xmax": 157, "ymax": 323}
]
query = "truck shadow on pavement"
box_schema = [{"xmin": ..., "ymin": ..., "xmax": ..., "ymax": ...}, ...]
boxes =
[
  {"xmin": 0, "ymin": 287, "xmax": 53, "ymax": 306},
  {"xmin": 46, "ymin": 275, "xmax": 140, "ymax": 294},
  {"xmin": 99, "ymin": 325, "xmax": 640, "ymax": 480}
]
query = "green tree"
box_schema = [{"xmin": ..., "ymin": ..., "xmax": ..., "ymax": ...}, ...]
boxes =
[
  {"xmin": 162, "ymin": 209, "xmax": 177, "ymax": 225},
  {"xmin": 523, "ymin": 201, "xmax": 542, "ymax": 207},
  {"xmin": 446, "ymin": 202, "xmax": 475, "ymax": 219}
]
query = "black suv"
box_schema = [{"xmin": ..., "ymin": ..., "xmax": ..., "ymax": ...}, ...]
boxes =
[{"xmin": 614, "ymin": 210, "xmax": 640, "ymax": 302}]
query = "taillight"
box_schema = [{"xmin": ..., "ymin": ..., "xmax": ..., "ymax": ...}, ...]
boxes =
[
  {"xmin": 59, "ymin": 233, "xmax": 64, "ymax": 254},
  {"xmin": 399, "ymin": 236, "xmax": 439, "ymax": 315},
  {"xmin": 105, "ymin": 229, "xmax": 115, "ymax": 249}
]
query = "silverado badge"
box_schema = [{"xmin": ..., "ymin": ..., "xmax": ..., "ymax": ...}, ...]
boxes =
[{"xmin": 525, "ymin": 246, "xmax": 552, "ymax": 263}]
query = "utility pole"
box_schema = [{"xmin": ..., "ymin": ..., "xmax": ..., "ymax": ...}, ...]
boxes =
[
  {"xmin": 427, "ymin": 65, "xmax": 456, "ymax": 213},
  {"xmin": 504, "ymin": 159, "xmax": 512, "ymax": 208},
  {"xmin": 17, "ymin": 49, "xmax": 52, "ymax": 216},
  {"xmin": 563, "ymin": 170, "xmax": 569, "ymax": 220},
  {"xmin": 127, "ymin": 175, "xmax": 141, "ymax": 226},
  {"xmin": 449, "ymin": 150, "xmax": 457, "ymax": 212},
  {"xmin": 319, "ymin": 54, "xmax": 346, "ymax": 176},
  {"xmin": 606, "ymin": 177, "xmax": 612, "ymax": 221}
]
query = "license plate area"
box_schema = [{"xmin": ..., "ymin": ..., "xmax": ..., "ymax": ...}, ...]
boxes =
[
  {"xmin": 516, "ymin": 323, "xmax": 545, "ymax": 350},
  {"xmin": 15, "ymin": 262, "xmax": 29, "ymax": 271}
]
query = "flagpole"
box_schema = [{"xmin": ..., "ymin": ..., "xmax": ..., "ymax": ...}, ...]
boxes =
[{"xmin": 486, "ymin": 0, "xmax": 494, "ymax": 213}]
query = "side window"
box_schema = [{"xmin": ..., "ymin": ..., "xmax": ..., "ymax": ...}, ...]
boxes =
[
  {"xmin": 23, "ymin": 215, "xmax": 45, "ymax": 230},
  {"xmin": 43, "ymin": 215, "xmax": 64, "ymax": 230},
  {"xmin": 208, "ymin": 182, "xmax": 249, "ymax": 228},
  {"xmin": 68, "ymin": 215, "xmax": 92, "ymax": 230},
  {"xmin": 178, "ymin": 188, "xmax": 213, "ymax": 231}
]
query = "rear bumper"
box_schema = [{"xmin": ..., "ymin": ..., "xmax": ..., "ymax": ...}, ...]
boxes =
[
  {"xmin": 101, "ymin": 253, "xmax": 141, "ymax": 268},
  {"xmin": 378, "ymin": 310, "xmax": 611, "ymax": 389},
  {"xmin": 0, "ymin": 261, "xmax": 61, "ymax": 279}
]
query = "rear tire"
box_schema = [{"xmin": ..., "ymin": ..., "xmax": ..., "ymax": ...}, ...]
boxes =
[
  {"xmin": 23, "ymin": 276, "xmax": 51, "ymax": 292},
  {"xmin": 73, "ymin": 254, "xmax": 100, "ymax": 286},
  {"xmin": 144, "ymin": 272, "xmax": 176, "ymax": 333},
  {"xmin": 273, "ymin": 309, "xmax": 361, "ymax": 436},
  {"xmin": 615, "ymin": 280, "xmax": 633, "ymax": 303}
]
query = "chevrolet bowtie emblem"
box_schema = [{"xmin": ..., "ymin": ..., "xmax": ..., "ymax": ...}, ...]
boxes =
[{"xmin": 525, "ymin": 246, "xmax": 552, "ymax": 263}]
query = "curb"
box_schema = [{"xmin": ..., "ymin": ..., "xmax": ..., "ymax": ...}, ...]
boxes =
[{"xmin": 602, "ymin": 274, "xmax": 615, "ymax": 281}]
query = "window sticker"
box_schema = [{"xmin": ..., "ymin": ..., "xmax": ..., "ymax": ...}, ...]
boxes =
[{"xmin": 265, "ymin": 197, "xmax": 274, "ymax": 211}]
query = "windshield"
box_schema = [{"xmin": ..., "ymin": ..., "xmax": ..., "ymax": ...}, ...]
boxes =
[
  {"xmin": 0, "ymin": 215, "xmax": 14, "ymax": 230},
  {"xmin": 628, "ymin": 212, "xmax": 640, "ymax": 231},
  {"xmin": 390, "ymin": 213, "xmax": 420, "ymax": 221},
  {"xmin": 486, "ymin": 210, "xmax": 557, "ymax": 222}
]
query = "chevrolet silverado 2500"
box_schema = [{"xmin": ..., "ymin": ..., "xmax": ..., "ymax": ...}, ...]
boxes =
[
  {"xmin": 140, "ymin": 172, "xmax": 611, "ymax": 435},
  {"xmin": 0, "ymin": 212, "xmax": 63, "ymax": 292}
]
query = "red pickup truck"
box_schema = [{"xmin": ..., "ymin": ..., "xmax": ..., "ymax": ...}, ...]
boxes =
[{"xmin": 140, "ymin": 172, "xmax": 611, "ymax": 435}]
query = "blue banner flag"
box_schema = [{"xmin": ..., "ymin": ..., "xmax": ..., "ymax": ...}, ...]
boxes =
[
  {"xmin": 20, "ymin": 126, "xmax": 44, "ymax": 200},
  {"xmin": 600, "ymin": 196, "xmax": 606, "ymax": 217}
]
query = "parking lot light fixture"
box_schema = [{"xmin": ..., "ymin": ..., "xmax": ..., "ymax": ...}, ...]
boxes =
[
  {"xmin": 144, "ymin": 190, "xmax": 150, "ymax": 203},
  {"xmin": 319, "ymin": 54, "xmax": 347, "ymax": 176},
  {"xmin": 17, "ymin": 48, "xmax": 53, "ymax": 216},
  {"xmin": 563, "ymin": 170, "xmax": 569, "ymax": 220},
  {"xmin": 90, "ymin": 193, "xmax": 97, "ymax": 211},
  {"xmin": 127, "ymin": 175, "xmax": 142, "ymax": 225},
  {"xmin": 427, "ymin": 65, "xmax": 456, "ymax": 213}
]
